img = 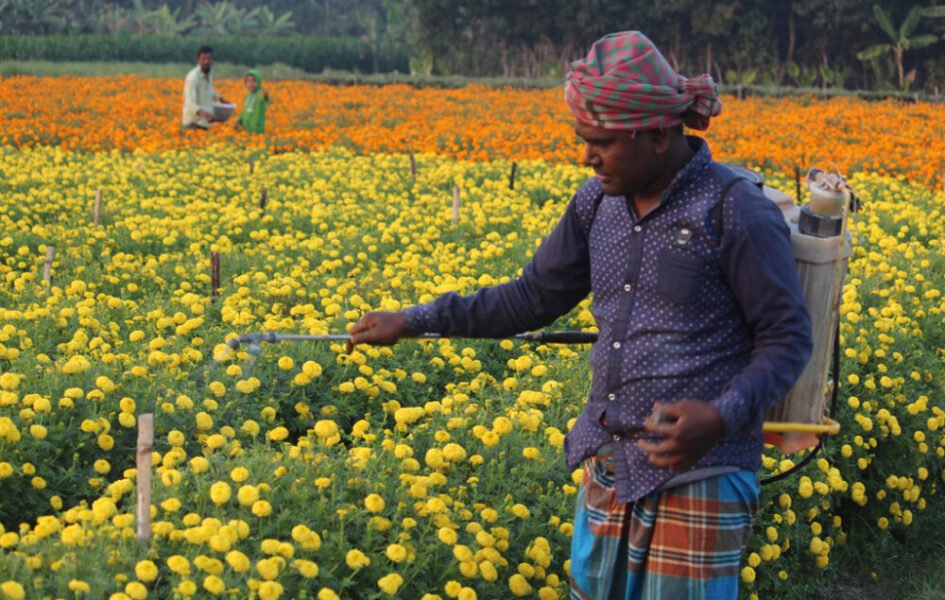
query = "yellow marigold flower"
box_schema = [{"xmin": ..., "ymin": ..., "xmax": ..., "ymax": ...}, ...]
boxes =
[
  {"xmin": 61, "ymin": 355, "xmax": 91, "ymax": 374},
  {"xmin": 317, "ymin": 589, "xmax": 340, "ymax": 600},
  {"xmin": 252, "ymin": 500, "xmax": 272, "ymax": 517},
  {"xmin": 385, "ymin": 543, "xmax": 408, "ymax": 563},
  {"xmin": 202, "ymin": 575, "xmax": 224, "ymax": 596},
  {"xmin": 292, "ymin": 559, "xmax": 318, "ymax": 578},
  {"xmin": 740, "ymin": 566, "xmax": 756, "ymax": 584},
  {"xmin": 258, "ymin": 581, "xmax": 284, "ymax": 600},
  {"xmin": 177, "ymin": 581, "xmax": 196, "ymax": 595},
  {"xmin": 124, "ymin": 582, "xmax": 147, "ymax": 600},
  {"xmin": 314, "ymin": 420, "xmax": 339, "ymax": 439},
  {"xmin": 444, "ymin": 580, "xmax": 463, "ymax": 597},
  {"xmin": 438, "ymin": 527, "xmax": 458, "ymax": 545},
  {"xmin": 235, "ymin": 378, "xmax": 261, "ymax": 394},
  {"xmin": 134, "ymin": 560, "xmax": 159, "ymax": 583},
  {"xmin": 442, "ymin": 443, "xmax": 467, "ymax": 462},
  {"xmin": 278, "ymin": 356, "xmax": 295, "ymax": 371},
  {"xmin": 195, "ymin": 412, "xmax": 213, "ymax": 431},
  {"xmin": 167, "ymin": 555, "xmax": 190, "ymax": 575},
  {"xmin": 237, "ymin": 485, "xmax": 259, "ymax": 506},
  {"xmin": 364, "ymin": 493, "xmax": 386, "ymax": 513},
  {"xmin": 480, "ymin": 560, "xmax": 498, "ymax": 582},
  {"xmin": 68, "ymin": 580, "xmax": 91, "ymax": 594},
  {"xmin": 378, "ymin": 573, "xmax": 404, "ymax": 595},
  {"xmin": 209, "ymin": 481, "xmax": 231, "ymax": 505},
  {"xmin": 510, "ymin": 504, "xmax": 530, "ymax": 519},
  {"xmin": 302, "ymin": 361, "xmax": 323, "ymax": 377},
  {"xmin": 346, "ymin": 549, "xmax": 371, "ymax": 569},
  {"xmin": 509, "ymin": 573, "xmax": 532, "ymax": 597},
  {"xmin": 453, "ymin": 545, "xmax": 474, "ymax": 562},
  {"xmin": 268, "ymin": 427, "xmax": 289, "ymax": 442},
  {"xmin": 1, "ymin": 581, "xmax": 25, "ymax": 600},
  {"xmin": 225, "ymin": 551, "xmax": 250, "ymax": 573}
]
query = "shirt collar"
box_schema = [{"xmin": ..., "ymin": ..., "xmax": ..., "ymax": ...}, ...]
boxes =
[{"xmin": 657, "ymin": 135, "xmax": 712, "ymax": 204}]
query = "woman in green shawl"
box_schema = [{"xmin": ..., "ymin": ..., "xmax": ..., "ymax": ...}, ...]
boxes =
[{"xmin": 234, "ymin": 69, "xmax": 269, "ymax": 134}]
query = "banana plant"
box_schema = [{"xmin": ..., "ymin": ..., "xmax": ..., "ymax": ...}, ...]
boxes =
[
  {"xmin": 193, "ymin": 0, "xmax": 242, "ymax": 36},
  {"xmin": 856, "ymin": 4, "xmax": 945, "ymax": 91},
  {"xmin": 244, "ymin": 5, "xmax": 296, "ymax": 37}
]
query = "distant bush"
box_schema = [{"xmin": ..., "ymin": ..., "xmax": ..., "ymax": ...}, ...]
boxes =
[{"xmin": 0, "ymin": 35, "xmax": 408, "ymax": 74}]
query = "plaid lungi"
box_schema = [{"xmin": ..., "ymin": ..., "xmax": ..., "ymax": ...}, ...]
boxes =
[{"xmin": 569, "ymin": 455, "xmax": 759, "ymax": 600}]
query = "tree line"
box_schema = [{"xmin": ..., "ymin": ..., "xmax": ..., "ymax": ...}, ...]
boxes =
[{"xmin": 3, "ymin": 0, "xmax": 945, "ymax": 92}]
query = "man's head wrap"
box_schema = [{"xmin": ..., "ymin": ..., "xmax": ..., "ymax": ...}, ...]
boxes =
[{"xmin": 565, "ymin": 31, "xmax": 722, "ymax": 131}]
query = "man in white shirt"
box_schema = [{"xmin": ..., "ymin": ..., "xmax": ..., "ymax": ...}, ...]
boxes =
[{"xmin": 182, "ymin": 46, "xmax": 228, "ymax": 130}]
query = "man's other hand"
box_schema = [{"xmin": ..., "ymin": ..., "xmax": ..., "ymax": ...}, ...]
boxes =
[
  {"xmin": 346, "ymin": 311, "xmax": 408, "ymax": 354},
  {"xmin": 636, "ymin": 400, "xmax": 726, "ymax": 472}
]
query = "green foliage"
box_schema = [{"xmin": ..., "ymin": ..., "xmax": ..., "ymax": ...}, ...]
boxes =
[
  {"xmin": 0, "ymin": 35, "xmax": 409, "ymax": 73},
  {"xmin": 856, "ymin": 4, "xmax": 945, "ymax": 91}
]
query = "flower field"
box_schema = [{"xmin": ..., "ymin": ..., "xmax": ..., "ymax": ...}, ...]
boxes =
[{"xmin": 0, "ymin": 76, "xmax": 944, "ymax": 599}]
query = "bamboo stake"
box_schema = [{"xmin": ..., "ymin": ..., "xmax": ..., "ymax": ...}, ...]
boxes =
[
  {"xmin": 210, "ymin": 252, "xmax": 221, "ymax": 300},
  {"xmin": 93, "ymin": 189, "xmax": 102, "ymax": 226},
  {"xmin": 136, "ymin": 413, "xmax": 153, "ymax": 543},
  {"xmin": 409, "ymin": 152, "xmax": 417, "ymax": 177},
  {"xmin": 42, "ymin": 246, "xmax": 54, "ymax": 285},
  {"xmin": 452, "ymin": 186, "xmax": 461, "ymax": 224},
  {"xmin": 509, "ymin": 161, "xmax": 517, "ymax": 190},
  {"xmin": 248, "ymin": 158, "xmax": 255, "ymax": 175},
  {"xmin": 259, "ymin": 187, "xmax": 268, "ymax": 212}
]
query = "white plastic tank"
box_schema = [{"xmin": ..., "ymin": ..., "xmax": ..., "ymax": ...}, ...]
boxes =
[{"xmin": 762, "ymin": 184, "xmax": 851, "ymax": 453}]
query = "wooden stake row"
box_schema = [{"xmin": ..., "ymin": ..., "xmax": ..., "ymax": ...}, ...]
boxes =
[
  {"xmin": 42, "ymin": 246, "xmax": 54, "ymax": 285},
  {"xmin": 93, "ymin": 189, "xmax": 102, "ymax": 227},
  {"xmin": 135, "ymin": 413, "xmax": 154, "ymax": 542},
  {"xmin": 136, "ymin": 413, "xmax": 153, "ymax": 543}
]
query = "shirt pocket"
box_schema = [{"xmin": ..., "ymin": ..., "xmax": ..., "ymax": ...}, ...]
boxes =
[{"xmin": 657, "ymin": 248, "xmax": 705, "ymax": 303}]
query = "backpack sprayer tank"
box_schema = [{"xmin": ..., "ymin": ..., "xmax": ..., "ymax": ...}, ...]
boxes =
[{"xmin": 751, "ymin": 169, "xmax": 854, "ymax": 453}]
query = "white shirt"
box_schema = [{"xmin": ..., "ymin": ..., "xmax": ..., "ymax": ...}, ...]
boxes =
[{"xmin": 182, "ymin": 65, "xmax": 219, "ymax": 127}]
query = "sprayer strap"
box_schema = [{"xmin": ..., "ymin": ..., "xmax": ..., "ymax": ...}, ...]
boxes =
[{"xmin": 711, "ymin": 170, "xmax": 751, "ymax": 241}]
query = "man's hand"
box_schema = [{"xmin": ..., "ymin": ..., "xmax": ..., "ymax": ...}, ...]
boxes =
[
  {"xmin": 198, "ymin": 110, "xmax": 216, "ymax": 123},
  {"xmin": 346, "ymin": 311, "xmax": 408, "ymax": 354},
  {"xmin": 636, "ymin": 401, "xmax": 726, "ymax": 472}
]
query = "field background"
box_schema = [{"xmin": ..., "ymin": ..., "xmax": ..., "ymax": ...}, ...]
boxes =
[
  {"xmin": 0, "ymin": 70, "xmax": 943, "ymax": 599},
  {"xmin": 3, "ymin": 1, "xmax": 945, "ymax": 597}
]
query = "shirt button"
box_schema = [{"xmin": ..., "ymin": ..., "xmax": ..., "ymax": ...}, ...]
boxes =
[
  {"xmin": 633, "ymin": 225, "xmax": 642, "ymax": 232},
  {"xmin": 623, "ymin": 284, "xmax": 632, "ymax": 292},
  {"xmin": 607, "ymin": 393, "xmax": 616, "ymax": 401},
  {"xmin": 612, "ymin": 341, "xmax": 621, "ymax": 349}
]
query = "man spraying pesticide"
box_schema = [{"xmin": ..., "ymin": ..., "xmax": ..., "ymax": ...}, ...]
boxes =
[{"xmin": 347, "ymin": 31, "xmax": 813, "ymax": 600}]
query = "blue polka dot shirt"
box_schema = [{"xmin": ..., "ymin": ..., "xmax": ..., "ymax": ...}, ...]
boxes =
[{"xmin": 404, "ymin": 137, "xmax": 812, "ymax": 503}]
